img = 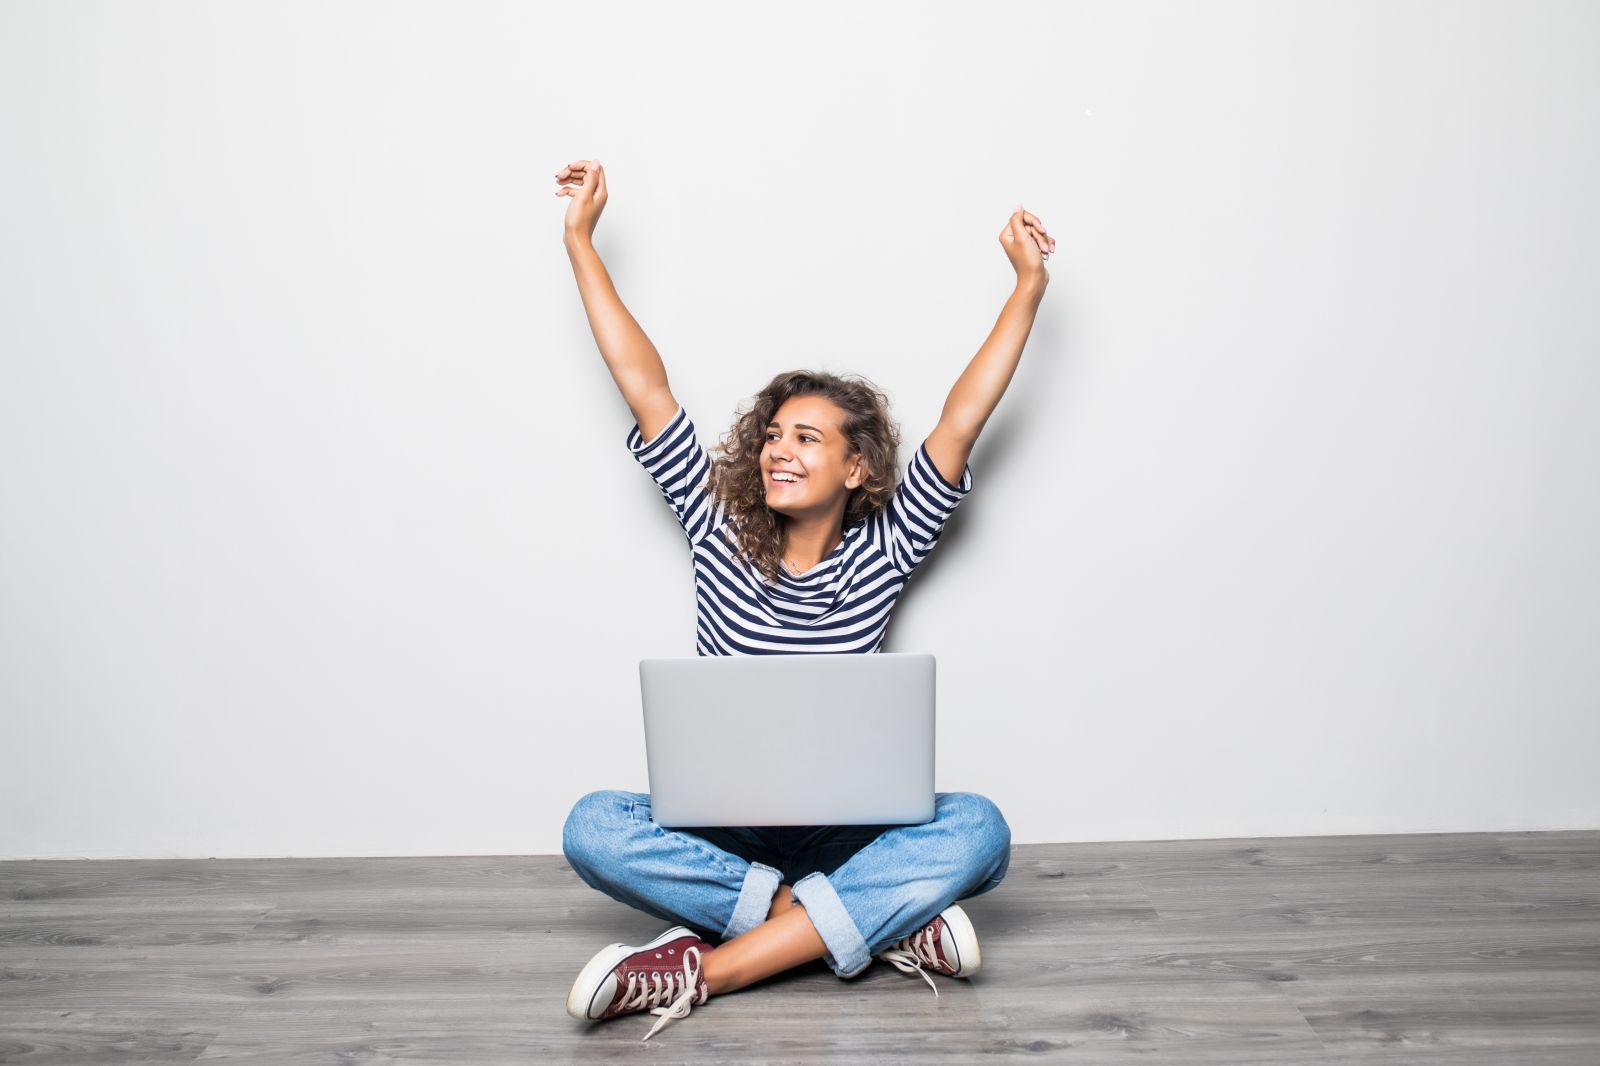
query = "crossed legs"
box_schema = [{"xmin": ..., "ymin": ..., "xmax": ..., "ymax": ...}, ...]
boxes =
[{"xmin": 562, "ymin": 790, "xmax": 1012, "ymax": 993}]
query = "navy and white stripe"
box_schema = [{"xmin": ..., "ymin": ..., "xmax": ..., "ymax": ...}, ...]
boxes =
[{"xmin": 626, "ymin": 403, "xmax": 974, "ymax": 656}]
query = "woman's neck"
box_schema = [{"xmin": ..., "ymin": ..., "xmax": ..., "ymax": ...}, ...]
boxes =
[{"xmin": 783, "ymin": 516, "xmax": 844, "ymax": 572}]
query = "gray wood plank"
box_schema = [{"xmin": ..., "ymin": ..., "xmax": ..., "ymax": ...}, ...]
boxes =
[{"xmin": 1, "ymin": 832, "xmax": 1597, "ymax": 1063}]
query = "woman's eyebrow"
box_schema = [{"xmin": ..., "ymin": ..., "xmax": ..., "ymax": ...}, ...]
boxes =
[{"xmin": 767, "ymin": 421, "xmax": 825, "ymax": 436}]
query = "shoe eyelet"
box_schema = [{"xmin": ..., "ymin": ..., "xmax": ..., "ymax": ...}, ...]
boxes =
[
  {"xmin": 668, "ymin": 948, "xmax": 675, "ymax": 954},
  {"xmin": 656, "ymin": 952, "xmax": 662, "ymax": 958}
]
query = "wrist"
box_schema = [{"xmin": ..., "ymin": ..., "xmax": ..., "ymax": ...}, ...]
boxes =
[{"xmin": 1014, "ymin": 273, "xmax": 1048, "ymax": 300}]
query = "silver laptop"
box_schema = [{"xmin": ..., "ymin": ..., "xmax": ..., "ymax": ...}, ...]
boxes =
[{"xmin": 640, "ymin": 652, "xmax": 937, "ymax": 828}]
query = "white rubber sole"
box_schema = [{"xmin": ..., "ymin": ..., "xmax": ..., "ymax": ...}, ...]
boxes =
[
  {"xmin": 940, "ymin": 904, "xmax": 981, "ymax": 976},
  {"xmin": 566, "ymin": 925, "xmax": 697, "ymax": 1022}
]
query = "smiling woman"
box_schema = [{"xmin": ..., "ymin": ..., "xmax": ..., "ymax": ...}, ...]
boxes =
[{"xmin": 557, "ymin": 155, "xmax": 1043, "ymax": 1040}]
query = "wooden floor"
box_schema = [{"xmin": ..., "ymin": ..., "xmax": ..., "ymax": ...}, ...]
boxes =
[{"xmin": 1, "ymin": 830, "xmax": 1597, "ymax": 1063}]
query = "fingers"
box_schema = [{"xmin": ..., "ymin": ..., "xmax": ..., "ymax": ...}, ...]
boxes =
[
  {"xmin": 1020, "ymin": 209, "xmax": 1055, "ymax": 254},
  {"xmin": 1000, "ymin": 213, "xmax": 1043, "ymax": 259},
  {"xmin": 553, "ymin": 158, "xmax": 595, "ymax": 182},
  {"xmin": 1008, "ymin": 212, "xmax": 1047, "ymax": 258},
  {"xmin": 1015, "ymin": 205, "xmax": 1056, "ymax": 259},
  {"xmin": 554, "ymin": 159, "xmax": 605, "ymax": 202}
]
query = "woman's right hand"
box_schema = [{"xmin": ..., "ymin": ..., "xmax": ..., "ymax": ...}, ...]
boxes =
[{"xmin": 555, "ymin": 158, "xmax": 606, "ymax": 242}]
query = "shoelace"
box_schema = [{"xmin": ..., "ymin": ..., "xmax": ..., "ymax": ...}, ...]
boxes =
[
  {"xmin": 620, "ymin": 944, "xmax": 706, "ymax": 1042},
  {"xmin": 877, "ymin": 922, "xmax": 943, "ymax": 996}
]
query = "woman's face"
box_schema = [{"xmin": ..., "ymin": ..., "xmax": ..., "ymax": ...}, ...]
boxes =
[{"xmin": 761, "ymin": 395, "xmax": 866, "ymax": 517}]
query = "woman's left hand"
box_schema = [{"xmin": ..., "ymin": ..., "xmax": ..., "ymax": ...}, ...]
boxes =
[{"xmin": 1000, "ymin": 205, "xmax": 1054, "ymax": 284}]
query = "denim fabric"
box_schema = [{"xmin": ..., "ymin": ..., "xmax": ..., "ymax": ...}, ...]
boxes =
[{"xmin": 561, "ymin": 789, "xmax": 1012, "ymax": 979}]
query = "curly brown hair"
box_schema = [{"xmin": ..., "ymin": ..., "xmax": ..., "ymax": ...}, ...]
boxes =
[{"xmin": 706, "ymin": 369, "xmax": 902, "ymax": 585}]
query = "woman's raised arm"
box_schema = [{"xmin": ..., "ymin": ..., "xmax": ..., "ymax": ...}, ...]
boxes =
[
  {"xmin": 557, "ymin": 158, "xmax": 680, "ymax": 443},
  {"xmin": 924, "ymin": 206, "xmax": 1054, "ymax": 486}
]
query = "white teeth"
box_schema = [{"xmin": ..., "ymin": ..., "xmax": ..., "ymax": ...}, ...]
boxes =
[{"xmin": 772, "ymin": 472, "xmax": 801, "ymax": 482}]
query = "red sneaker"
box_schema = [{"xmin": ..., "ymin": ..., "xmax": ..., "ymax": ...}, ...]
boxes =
[
  {"xmin": 566, "ymin": 925, "xmax": 714, "ymax": 1041},
  {"xmin": 875, "ymin": 903, "xmax": 981, "ymax": 995}
]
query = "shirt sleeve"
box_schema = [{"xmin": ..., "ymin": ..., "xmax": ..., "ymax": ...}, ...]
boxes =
[
  {"xmin": 626, "ymin": 402, "xmax": 718, "ymax": 547},
  {"xmin": 871, "ymin": 439, "xmax": 975, "ymax": 579}
]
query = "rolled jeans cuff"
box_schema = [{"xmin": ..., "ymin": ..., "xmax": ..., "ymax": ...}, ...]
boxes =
[
  {"xmin": 791, "ymin": 870, "xmax": 872, "ymax": 978},
  {"xmin": 721, "ymin": 860, "xmax": 783, "ymax": 940}
]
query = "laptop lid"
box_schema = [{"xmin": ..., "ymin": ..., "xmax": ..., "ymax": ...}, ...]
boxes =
[{"xmin": 640, "ymin": 652, "xmax": 936, "ymax": 828}]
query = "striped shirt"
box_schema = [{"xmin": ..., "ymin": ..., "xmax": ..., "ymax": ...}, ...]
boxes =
[{"xmin": 627, "ymin": 403, "xmax": 975, "ymax": 655}]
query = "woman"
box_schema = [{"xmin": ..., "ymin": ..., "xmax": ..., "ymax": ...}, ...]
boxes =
[{"xmin": 553, "ymin": 158, "xmax": 1052, "ymax": 1041}]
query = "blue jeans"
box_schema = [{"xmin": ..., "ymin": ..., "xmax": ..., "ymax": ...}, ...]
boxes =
[{"xmin": 561, "ymin": 789, "xmax": 1012, "ymax": 979}]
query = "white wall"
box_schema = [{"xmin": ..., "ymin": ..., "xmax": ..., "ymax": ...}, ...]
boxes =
[{"xmin": 2, "ymin": 0, "xmax": 1596, "ymax": 860}]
